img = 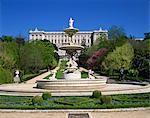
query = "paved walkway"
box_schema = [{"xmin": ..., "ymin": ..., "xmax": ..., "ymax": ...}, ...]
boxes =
[
  {"xmin": 0, "ymin": 82, "xmax": 149, "ymax": 96},
  {"xmin": 0, "ymin": 108, "xmax": 149, "ymax": 118}
]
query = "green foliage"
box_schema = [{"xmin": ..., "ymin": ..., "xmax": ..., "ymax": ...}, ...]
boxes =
[
  {"xmin": 32, "ymin": 96, "xmax": 43, "ymax": 105},
  {"xmin": 79, "ymin": 29, "xmax": 128, "ymax": 71},
  {"xmin": 21, "ymin": 73, "xmax": 39, "ymax": 82},
  {"xmin": 104, "ymin": 42, "xmax": 134, "ymax": 74},
  {"xmin": 0, "ymin": 41, "xmax": 19, "ymax": 84},
  {"xmin": 79, "ymin": 34, "xmax": 109, "ymax": 68},
  {"xmin": 20, "ymin": 40, "xmax": 59, "ymax": 74},
  {"xmin": 60, "ymin": 60, "xmax": 68, "ymax": 69},
  {"xmin": 127, "ymin": 69, "xmax": 139, "ymax": 77},
  {"xmin": 81, "ymin": 71, "xmax": 89, "ymax": 78},
  {"xmin": 15, "ymin": 35, "xmax": 25, "ymax": 45},
  {"xmin": 108, "ymin": 25, "xmax": 126, "ymax": 40},
  {"xmin": 129, "ymin": 39, "xmax": 150, "ymax": 79},
  {"xmin": 0, "ymin": 93, "xmax": 149, "ymax": 109},
  {"xmin": 0, "ymin": 67, "xmax": 13, "ymax": 84},
  {"xmin": 101, "ymin": 96, "xmax": 112, "ymax": 104},
  {"xmin": 20, "ymin": 42, "xmax": 44, "ymax": 73},
  {"xmin": 0, "ymin": 36, "xmax": 14, "ymax": 42},
  {"xmin": 0, "ymin": 37, "xmax": 59, "ymax": 84},
  {"xmin": 0, "ymin": 42, "xmax": 19, "ymax": 70},
  {"xmin": 56, "ymin": 60, "xmax": 67, "ymax": 79},
  {"xmin": 92, "ymin": 90, "xmax": 102, "ymax": 98},
  {"xmin": 56, "ymin": 70, "xmax": 64, "ymax": 79},
  {"xmin": 42, "ymin": 92, "xmax": 51, "ymax": 100}
]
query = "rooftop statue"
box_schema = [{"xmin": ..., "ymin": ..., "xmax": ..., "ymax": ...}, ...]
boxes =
[{"xmin": 69, "ymin": 18, "xmax": 74, "ymax": 28}]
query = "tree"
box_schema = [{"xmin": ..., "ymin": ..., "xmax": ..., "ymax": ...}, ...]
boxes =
[
  {"xmin": 0, "ymin": 41, "xmax": 19, "ymax": 84},
  {"xmin": 20, "ymin": 41, "xmax": 44, "ymax": 73},
  {"xmin": 0, "ymin": 36, "xmax": 14, "ymax": 42},
  {"xmin": 87, "ymin": 48, "xmax": 108, "ymax": 68},
  {"xmin": 20, "ymin": 40, "xmax": 59, "ymax": 73},
  {"xmin": 15, "ymin": 35, "xmax": 25, "ymax": 45},
  {"xmin": 108, "ymin": 25, "xmax": 126, "ymax": 40},
  {"xmin": 129, "ymin": 39, "xmax": 150, "ymax": 79},
  {"xmin": 37, "ymin": 40, "xmax": 59, "ymax": 69},
  {"xmin": 0, "ymin": 42, "xmax": 19, "ymax": 70},
  {"xmin": 103, "ymin": 42, "xmax": 134, "ymax": 74},
  {"xmin": 144, "ymin": 32, "xmax": 150, "ymax": 40}
]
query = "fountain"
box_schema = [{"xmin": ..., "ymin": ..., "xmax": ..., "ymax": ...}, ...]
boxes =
[
  {"xmin": 36, "ymin": 18, "xmax": 108, "ymax": 95},
  {"xmin": 59, "ymin": 18, "xmax": 84, "ymax": 80}
]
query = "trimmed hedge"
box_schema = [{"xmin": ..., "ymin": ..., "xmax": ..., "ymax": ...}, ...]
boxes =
[
  {"xmin": 32, "ymin": 96, "xmax": 43, "ymax": 105},
  {"xmin": 92, "ymin": 90, "xmax": 102, "ymax": 98},
  {"xmin": 42, "ymin": 92, "xmax": 51, "ymax": 100},
  {"xmin": 101, "ymin": 96, "xmax": 112, "ymax": 104}
]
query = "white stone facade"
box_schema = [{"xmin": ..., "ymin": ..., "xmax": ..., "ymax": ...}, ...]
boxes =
[{"xmin": 29, "ymin": 28, "xmax": 108, "ymax": 56}]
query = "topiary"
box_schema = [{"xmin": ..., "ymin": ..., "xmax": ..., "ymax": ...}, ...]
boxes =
[
  {"xmin": 32, "ymin": 95, "xmax": 43, "ymax": 105},
  {"xmin": 101, "ymin": 95, "xmax": 112, "ymax": 104},
  {"xmin": 92, "ymin": 90, "xmax": 102, "ymax": 98},
  {"xmin": 42, "ymin": 92, "xmax": 51, "ymax": 100}
]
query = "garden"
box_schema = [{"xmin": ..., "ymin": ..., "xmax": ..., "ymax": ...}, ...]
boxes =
[{"xmin": 0, "ymin": 91, "xmax": 149, "ymax": 109}]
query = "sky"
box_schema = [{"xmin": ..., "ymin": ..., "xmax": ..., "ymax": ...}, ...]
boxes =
[{"xmin": 0, "ymin": 0, "xmax": 149, "ymax": 39}]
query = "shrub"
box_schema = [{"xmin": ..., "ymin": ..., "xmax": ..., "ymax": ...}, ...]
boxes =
[
  {"xmin": 101, "ymin": 95, "xmax": 112, "ymax": 104},
  {"xmin": 32, "ymin": 96, "xmax": 43, "ymax": 105},
  {"xmin": 42, "ymin": 92, "xmax": 51, "ymax": 100},
  {"xmin": 92, "ymin": 90, "xmax": 102, "ymax": 98}
]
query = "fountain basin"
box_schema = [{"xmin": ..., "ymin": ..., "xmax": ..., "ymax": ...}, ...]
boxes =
[
  {"xmin": 64, "ymin": 28, "xmax": 79, "ymax": 37},
  {"xmin": 36, "ymin": 76, "xmax": 108, "ymax": 91}
]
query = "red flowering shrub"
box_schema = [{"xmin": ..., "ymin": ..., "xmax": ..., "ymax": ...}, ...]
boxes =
[{"xmin": 87, "ymin": 48, "xmax": 108, "ymax": 67}]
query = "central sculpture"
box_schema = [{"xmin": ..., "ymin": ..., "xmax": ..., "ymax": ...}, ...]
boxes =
[{"xmin": 59, "ymin": 18, "xmax": 84, "ymax": 80}]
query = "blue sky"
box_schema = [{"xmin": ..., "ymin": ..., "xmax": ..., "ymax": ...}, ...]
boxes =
[{"xmin": 0, "ymin": 0, "xmax": 149, "ymax": 39}]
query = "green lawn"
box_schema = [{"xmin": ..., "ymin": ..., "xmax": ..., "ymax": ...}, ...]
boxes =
[
  {"xmin": 81, "ymin": 71, "xmax": 89, "ymax": 78},
  {"xmin": 0, "ymin": 93, "xmax": 149, "ymax": 109},
  {"xmin": 56, "ymin": 60, "xmax": 68, "ymax": 79}
]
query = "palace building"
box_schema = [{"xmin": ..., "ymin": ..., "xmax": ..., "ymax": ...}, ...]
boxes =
[{"xmin": 29, "ymin": 27, "xmax": 108, "ymax": 55}]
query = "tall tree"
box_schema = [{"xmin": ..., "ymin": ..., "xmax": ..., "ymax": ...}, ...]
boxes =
[
  {"xmin": 103, "ymin": 42, "xmax": 134, "ymax": 74},
  {"xmin": 0, "ymin": 36, "xmax": 14, "ymax": 42},
  {"xmin": 129, "ymin": 39, "xmax": 150, "ymax": 79},
  {"xmin": 108, "ymin": 25, "xmax": 126, "ymax": 40}
]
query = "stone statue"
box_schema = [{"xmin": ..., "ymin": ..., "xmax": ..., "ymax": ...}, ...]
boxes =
[
  {"xmin": 13, "ymin": 70, "xmax": 20, "ymax": 83},
  {"xmin": 69, "ymin": 18, "xmax": 74, "ymax": 28}
]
